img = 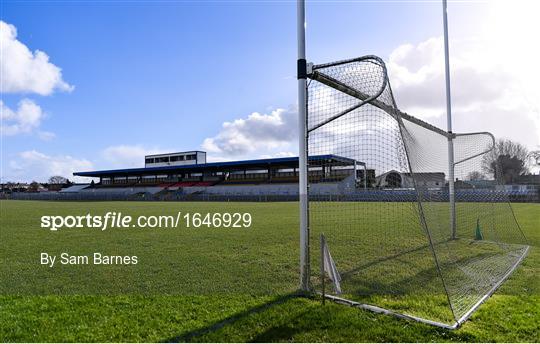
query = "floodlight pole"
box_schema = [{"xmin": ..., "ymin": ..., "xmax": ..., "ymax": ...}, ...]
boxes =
[
  {"xmin": 442, "ymin": 0, "xmax": 456, "ymax": 240},
  {"xmin": 297, "ymin": 0, "xmax": 310, "ymax": 291}
]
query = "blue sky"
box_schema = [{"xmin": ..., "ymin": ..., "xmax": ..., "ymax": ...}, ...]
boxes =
[{"xmin": 1, "ymin": 1, "xmax": 539, "ymax": 182}]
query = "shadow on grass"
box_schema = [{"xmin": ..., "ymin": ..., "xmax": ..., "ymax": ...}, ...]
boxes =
[
  {"xmin": 340, "ymin": 242, "xmax": 432, "ymax": 281},
  {"xmin": 334, "ymin": 238, "xmax": 522, "ymax": 298},
  {"xmin": 165, "ymin": 292, "xmax": 301, "ymax": 342},
  {"xmin": 249, "ymin": 323, "xmax": 302, "ymax": 342},
  {"xmin": 166, "ymin": 242, "xmax": 531, "ymax": 342},
  {"xmin": 163, "ymin": 294, "xmax": 471, "ymax": 343}
]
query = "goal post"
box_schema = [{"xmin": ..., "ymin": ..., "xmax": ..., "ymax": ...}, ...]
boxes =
[
  {"xmin": 296, "ymin": 0, "xmax": 528, "ymax": 328},
  {"xmin": 297, "ymin": 0, "xmax": 310, "ymax": 292},
  {"xmin": 301, "ymin": 54, "xmax": 529, "ymax": 328},
  {"xmin": 442, "ymin": 0, "xmax": 457, "ymax": 240}
]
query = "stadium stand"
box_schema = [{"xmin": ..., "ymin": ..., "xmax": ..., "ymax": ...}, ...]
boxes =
[
  {"xmin": 3, "ymin": 150, "xmax": 538, "ymax": 202},
  {"xmin": 59, "ymin": 184, "xmax": 90, "ymax": 193},
  {"xmin": 70, "ymin": 153, "xmax": 362, "ymax": 196}
]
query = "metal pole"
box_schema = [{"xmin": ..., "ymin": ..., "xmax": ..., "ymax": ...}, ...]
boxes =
[
  {"xmin": 320, "ymin": 233, "xmax": 325, "ymax": 304},
  {"xmin": 354, "ymin": 161, "xmax": 358, "ymax": 184},
  {"xmin": 297, "ymin": 0, "xmax": 310, "ymax": 291},
  {"xmin": 363, "ymin": 165, "xmax": 367, "ymax": 190},
  {"xmin": 442, "ymin": 0, "xmax": 456, "ymax": 239}
]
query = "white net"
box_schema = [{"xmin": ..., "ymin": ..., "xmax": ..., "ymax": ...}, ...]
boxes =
[{"xmin": 306, "ymin": 55, "xmax": 529, "ymax": 325}]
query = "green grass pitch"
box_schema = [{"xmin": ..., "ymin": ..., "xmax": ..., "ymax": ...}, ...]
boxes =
[{"xmin": 0, "ymin": 200, "xmax": 538, "ymax": 342}]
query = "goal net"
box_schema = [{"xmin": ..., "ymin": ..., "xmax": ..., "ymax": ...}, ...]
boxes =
[{"xmin": 306, "ymin": 55, "xmax": 529, "ymax": 327}]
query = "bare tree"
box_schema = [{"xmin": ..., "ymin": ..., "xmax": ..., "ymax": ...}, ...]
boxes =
[
  {"xmin": 482, "ymin": 139, "xmax": 529, "ymax": 178},
  {"xmin": 48, "ymin": 175, "xmax": 68, "ymax": 184},
  {"xmin": 28, "ymin": 181, "xmax": 40, "ymax": 192},
  {"xmin": 529, "ymin": 150, "xmax": 540, "ymax": 166}
]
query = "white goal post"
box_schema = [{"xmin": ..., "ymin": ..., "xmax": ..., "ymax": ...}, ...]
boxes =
[{"xmin": 296, "ymin": 0, "xmax": 529, "ymax": 329}]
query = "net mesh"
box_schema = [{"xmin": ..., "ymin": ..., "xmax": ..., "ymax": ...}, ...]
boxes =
[{"xmin": 306, "ymin": 56, "xmax": 528, "ymax": 324}]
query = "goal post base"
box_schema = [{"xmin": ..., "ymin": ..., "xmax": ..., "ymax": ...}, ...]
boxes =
[
  {"xmin": 321, "ymin": 293, "xmax": 458, "ymax": 330},
  {"xmin": 318, "ymin": 244, "xmax": 529, "ymax": 330}
]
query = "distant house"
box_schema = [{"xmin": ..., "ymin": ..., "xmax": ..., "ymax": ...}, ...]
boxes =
[
  {"xmin": 1, "ymin": 183, "xmax": 30, "ymax": 193},
  {"xmin": 375, "ymin": 171, "xmax": 445, "ymax": 189},
  {"xmin": 405, "ymin": 173, "xmax": 446, "ymax": 188}
]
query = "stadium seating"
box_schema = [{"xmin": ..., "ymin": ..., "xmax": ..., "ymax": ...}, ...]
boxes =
[{"xmin": 59, "ymin": 184, "xmax": 91, "ymax": 193}]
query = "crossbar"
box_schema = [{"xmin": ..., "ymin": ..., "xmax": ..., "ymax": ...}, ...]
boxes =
[{"xmin": 308, "ymin": 67, "xmax": 450, "ymax": 138}]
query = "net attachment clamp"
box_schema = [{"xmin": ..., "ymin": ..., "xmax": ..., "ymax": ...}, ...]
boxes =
[
  {"xmin": 307, "ymin": 62, "xmax": 314, "ymax": 76},
  {"xmin": 297, "ymin": 59, "xmax": 314, "ymax": 79}
]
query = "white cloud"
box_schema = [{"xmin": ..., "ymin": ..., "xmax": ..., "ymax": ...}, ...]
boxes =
[
  {"xmin": 0, "ymin": 20, "xmax": 73, "ymax": 95},
  {"xmin": 5, "ymin": 150, "xmax": 93, "ymax": 183},
  {"xmin": 387, "ymin": 36, "xmax": 540, "ymax": 150},
  {"xmin": 0, "ymin": 99, "xmax": 48, "ymax": 137},
  {"xmin": 37, "ymin": 130, "xmax": 56, "ymax": 141},
  {"xmin": 202, "ymin": 107, "xmax": 298, "ymax": 158},
  {"xmin": 101, "ymin": 145, "xmax": 166, "ymax": 168},
  {"xmin": 389, "ymin": 37, "xmax": 511, "ymax": 113},
  {"xmin": 204, "ymin": 155, "xmax": 234, "ymax": 163},
  {"xmin": 259, "ymin": 151, "xmax": 296, "ymax": 159}
]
